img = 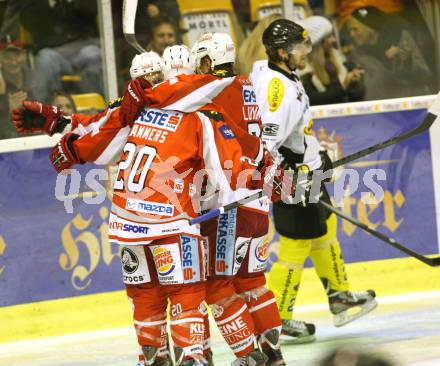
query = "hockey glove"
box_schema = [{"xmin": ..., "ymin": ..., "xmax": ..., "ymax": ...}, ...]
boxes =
[
  {"xmin": 319, "ymin": 149, "xmax": 334, "ymax": 183},
  {"xmin": 250, "ymin": 151, "xmax": 295, "ymax": 203},
  {"xmin": 119, "ymin": 77, "xmax": 152, "ymax": 127},
  {"xmin": 49, "ymin": 133, "xmax": 81, "ymax": 173},
  {"xmin": 12, "ymin": 101, "xmax": 69, "ymax": 135}
]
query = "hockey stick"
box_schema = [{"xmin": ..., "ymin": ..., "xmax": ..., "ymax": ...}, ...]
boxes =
[
  {"xmin": 122, "ymin": 0, "xmax": 146, "ymax": 53},
  {"xmin": 190, "ymin": 93, "xmax": 440, "ymax": 225},
  {"xmin": 319, "ymin": 200, "xmax": 440, "ymax": 267}
]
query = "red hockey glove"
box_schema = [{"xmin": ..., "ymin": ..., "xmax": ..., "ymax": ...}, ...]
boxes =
[
  {"xmin": 249, "ymin": 152, "xmax": 295, "ymax": 203},
  {"xmin": 119, "ymin": 77, "xmax": 152, "ymax": 127},
  {"xmin": 49, "ymin": 133, "xmax": 81, "ymax": 173},
  {"xmin": 12, "ymin": 101, "xmax": 68, "ymax": 135}
]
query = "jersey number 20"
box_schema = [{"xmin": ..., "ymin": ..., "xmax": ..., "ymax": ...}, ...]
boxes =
[{"xmin": 114, "ymin": 143, "xmax": 157, "ymax": 193}]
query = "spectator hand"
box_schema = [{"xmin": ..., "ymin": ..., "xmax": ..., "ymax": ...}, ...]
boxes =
[
  {"xmin": 49, "ymin": 133, "xmax": 81, "ymax": 173},
  {"xmin": 119, "ymin": 78, "xmax": 152, "ymax": 127},
  {"xmin": 12, "ymin": 100, "xmax": 66, "ymax": 135},
  {"xmin": 8, "ymin": 90, "xmax": 28, "ymax": 110},
  {"xmin": 342, "ymin": 68, "xmax": 364, "ymax": 89},
  {"xmin": 249, "ymin": 151, "xmax": 295, "ymax": 203}
]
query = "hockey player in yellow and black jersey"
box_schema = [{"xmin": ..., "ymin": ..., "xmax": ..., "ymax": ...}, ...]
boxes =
[{"xmin": 250, "ymin": 18, "xmax": 377, "ymax": 344}]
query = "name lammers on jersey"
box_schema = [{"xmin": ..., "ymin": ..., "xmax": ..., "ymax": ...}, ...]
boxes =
[
  {"xmin": 126, "ymin": 198, "xmax": 175, "ymax": 217},
  {"xmin": 136, "ymin": 108, "xmax": 183, "ymax": 132},
  {"xmin": 129, "ymin": 123, "xmax": 169, "ymax": 144}
]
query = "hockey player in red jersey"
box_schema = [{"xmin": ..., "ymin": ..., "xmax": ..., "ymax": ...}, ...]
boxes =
[
  {"xmin": 12, "ymin": 43, "xmax": 292, "ymax": 365},
  {"xmin": 12, "ymin": 48, "xmax": 293, "ymax": 365},
  {"xmin": 188, "ymin": 33, "xmax": 285, "ymax": 366},
  {"xmin": 116, "ymin": 37, "xmax": 286, "ymax": 365}
]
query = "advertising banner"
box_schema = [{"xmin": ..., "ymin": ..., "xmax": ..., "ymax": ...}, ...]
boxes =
[{"xmin": 0, "ymin": 108, "xmax": 437, "ymax": 307}]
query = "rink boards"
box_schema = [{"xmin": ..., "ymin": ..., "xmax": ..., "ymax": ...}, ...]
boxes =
[{"xmin": 1, "ymin": 95, "xmax": 440, "ymax": 342}]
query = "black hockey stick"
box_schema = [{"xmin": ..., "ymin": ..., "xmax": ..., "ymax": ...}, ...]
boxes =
[
  {"xmin": 319, "ymin": 200, "xmax": 440, "ymax": 267},
  {"xmin": 190, "ymin": 93, "xmax": 440, "ymax": 225},
  {"xmin": 123, "ymin": 0, "xmax": 146, "ymax": 53}
]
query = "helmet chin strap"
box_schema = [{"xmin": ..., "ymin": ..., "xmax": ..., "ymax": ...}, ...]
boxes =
[{"xmin": 282, "ymin": 56, "xmax": 296, "ymax": 73}]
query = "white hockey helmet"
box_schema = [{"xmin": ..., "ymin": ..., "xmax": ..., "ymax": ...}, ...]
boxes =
[
  {"xmin": 192, "ymin": 32, "xmax": 236, "ymax": 69},
  {"xmin": 130, "ymin": 51, "xmax": 164, "ymax": 80},
  {"xmin": 162, "ymin": 45, "xmax": 195, "ymax": 80}
]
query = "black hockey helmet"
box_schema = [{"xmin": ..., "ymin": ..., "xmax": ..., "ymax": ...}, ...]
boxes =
[{"xmin": 262, "ymin": 19, "xmax": 310, "ymax": 60}]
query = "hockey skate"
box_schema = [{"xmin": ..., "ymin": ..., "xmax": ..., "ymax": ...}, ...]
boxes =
[
  {"xmin": 135, "ymin": 360, "xmax": 172, "ymax": 366},
  {"xmin": 179, "ymin": 360, "xmax": 207, "ymax": 366},
  {"xmin": 204, "ymin": 350, "xmax": 214, "ymax": 366},
  {"xmin": 140, "ymin": 345, "xmax": 173, "ymax": 366},
  {"xmin": 279, "ymin": 319, "xmax": 316, "ymax": 344},
  {"xmin": 258, "ymin": 329, "xmax": 286, "ymax": 366},
  {"xmin": 231, "ymin": 349, "xmax": 266, "ymax": 366},
  {"xmin": 328, "ymin": 289, "xmax": 377, "ymax": 327}
]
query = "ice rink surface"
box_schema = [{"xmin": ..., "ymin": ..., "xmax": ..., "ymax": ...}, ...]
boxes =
[{"xmin": 1, "ymin": 291, "xmax": 439, "ymax": 366}]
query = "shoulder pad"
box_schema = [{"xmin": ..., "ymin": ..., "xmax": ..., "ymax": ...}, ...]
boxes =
[
  {"xmin": 267, "ymin": 78, "xmax": 284, "ymax": 112},
  {"xmin": 108, "ymin": 97, "xmax": 123, "ymax": 109}
]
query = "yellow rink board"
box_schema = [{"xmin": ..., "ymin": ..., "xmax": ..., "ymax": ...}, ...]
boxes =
[{"xmin": 1, "ymin": 256, "xmax": 439, "ymax": 343}]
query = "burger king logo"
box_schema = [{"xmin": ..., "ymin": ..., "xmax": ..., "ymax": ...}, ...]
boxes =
[
  {"xmin": 255, "ymin": 240, "xmax": 268, "ymax": 263},
  {"xmin": 153, "ymin": 247, "xmax": 176, "ymax": 276}
]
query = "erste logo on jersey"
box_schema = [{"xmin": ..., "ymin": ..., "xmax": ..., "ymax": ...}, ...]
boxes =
[
  {"xmin": 242, "ymin": 86, "xmax": 256, "ymax": 105},
  {"xmin": 137, "ymin": 108, "xmax": 183, "ymax": 132},
  {"xmin": 153, "ymin": 246, "xmax": 176, "ymax": 276},
  {"xmin": 180, "ymin": 235, "xmax": 201, "ymax": 283},
  {"xmin": 215, "ymin": 210, "xmax": 237, "ymax": 275},
  {"xmin": 268, "ymin": 78, "xmax": 284, "ymax": 112},
  {"xmin": 242, "ymin": 85, "xmax": 260, "ymax": 121}
]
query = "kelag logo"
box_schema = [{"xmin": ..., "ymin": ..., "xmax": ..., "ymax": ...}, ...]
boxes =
[{"xmin": 153, "ymin": 247, "xmax": 175, "ymax": 276}]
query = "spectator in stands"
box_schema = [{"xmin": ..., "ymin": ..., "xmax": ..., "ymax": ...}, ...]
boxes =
[
  {"xmin": 146, "ymin": 16, "xmax": 178, "ymax": 56},
  {"xmin": 343, "ymin": 6, "xmax": 433, "ymax": 99},
  {"xmin": 0, "ymin": 0, "xmax": 103, "ymax": 103},
  {"xmin": 237, "ymin": 13, "xmax": 282, "ymax": 76},
  {"xmin": 299, "ymin": 16, "xmax": 365, "ymax": 105},
  {"xmin": 115, "ymin": 14, "xmax": 179, "ymax": 87},
  {"xmin": 49, "ymin": 91, "xmax": 76, "ymax": 116},
  {"xmin": 146, "ymin": 1, "xmax": 181, "ymax": 26},
  {"xmin": 338, "ymin": 0, "xmax": 404, "ymax": 26},
  {"xmin": 0, "ymin": 42, "xmax": 31, "ymax": 139}
]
